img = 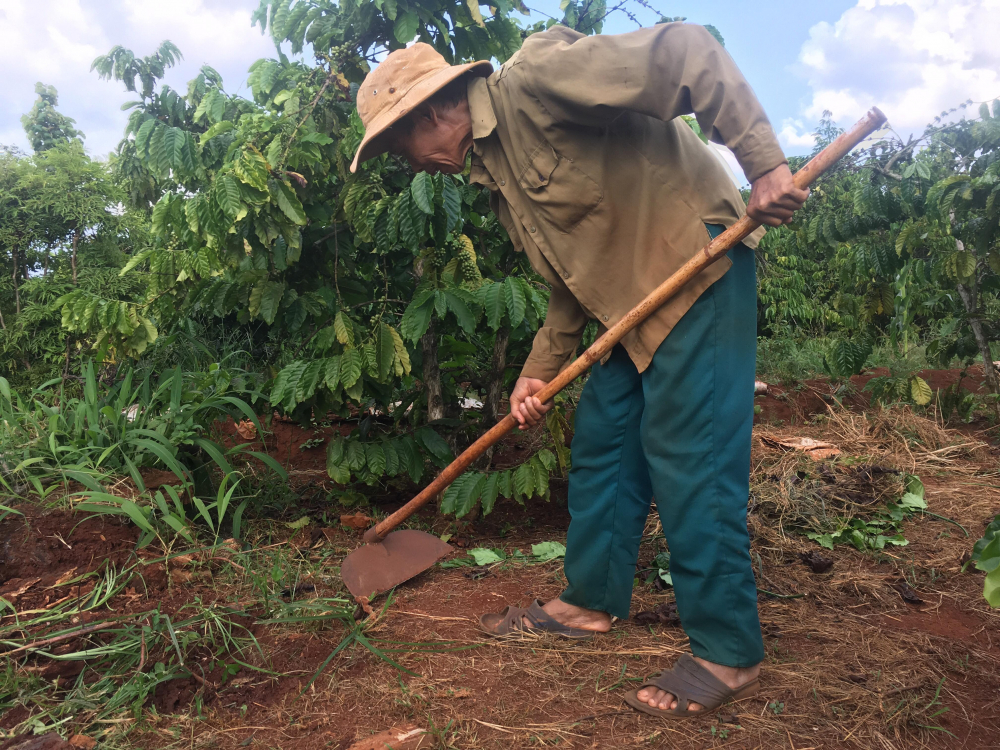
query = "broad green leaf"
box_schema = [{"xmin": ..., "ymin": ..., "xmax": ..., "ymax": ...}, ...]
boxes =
[
  {"xmin": 275, "ymin": 181, "xmax": 307, "ymax": 225},
  {"xmin": 442, "ymin": 176, "xmax": 462, "ymax": 230},
  {"xmin": 218, "ymin": 175, "xmax": 243, "ymax": 218},
  {"xmin": 411, "ymin": 172, "xmax": 435, "ymax": 214},
  {"xmin": 377, "ymin": 323, "xmax": 395, "ymax": 381},
  {"xmin": 415, "ymin": 426, "xmax": 451, "ymax": 461},
  {"xmin": 382, "ymin": 440, "xmax": 400, "ymax": 476},
  {"xmin": 483, "ymin": 281, "xmax": 503, "ymax": 330},
  {"xmin": 334, "ymin": 311, "xmax": 354, "ymax": 346},
  {"xmin": 393, "ymin": 10, "xmax": 419, "ymax": 43},
  {"xmin": 286, "ymin": 515, "xmax": 311, "ymax": 529},
  {"xmin": 365, "ymin": 443, "xmax": 386, "ymax": 476},
  {"xmin": 444, "ymin": 290, "xmax": 476, "ymax": 334},
  {"xmin": 504, "ymin": 278, "xmax": 526, "ymax": 327},
  {"xmin": 400, "ymin": 296, "xmax": 433, "ymax": 343},
  {"xmin": 258, "ymin": 281, "xmax": 285, "ymax": 325},
  {"xmin": 481, "ymin": 472, "xmax": 500, "ymax": 515},
  {"xmin": 340, "ymin": 348, "xmax": 362, "ymax": 388},
  {"xmin": 323, "ymin": 356, "xmax": 341, "ymax": 390},
  {"xmin": 199, "ymin": 120, "xmax": 235, "ymax": 144}
]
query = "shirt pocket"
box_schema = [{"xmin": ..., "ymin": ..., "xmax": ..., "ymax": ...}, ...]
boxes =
[{"xmin": 518, "ymin": 143, "xmax": 602, "ymax": 233}]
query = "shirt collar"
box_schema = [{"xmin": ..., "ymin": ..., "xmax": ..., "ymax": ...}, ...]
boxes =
[{"xmin": 467, "ymin": 76, "xmax": 497, "ymax": 141}]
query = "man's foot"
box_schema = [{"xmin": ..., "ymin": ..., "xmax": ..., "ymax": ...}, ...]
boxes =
[
  {"xmin": 635, "ymin": 657, "xmax": 759, "ymax": 712},
  {"xmin": 536, "ymin": 598, "xmax": 613, "ymax": 633}
]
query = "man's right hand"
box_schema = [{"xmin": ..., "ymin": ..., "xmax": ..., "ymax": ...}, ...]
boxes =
[{"xmin": 510, "ymin": 377, "xmax": 553, "ymax": 430}]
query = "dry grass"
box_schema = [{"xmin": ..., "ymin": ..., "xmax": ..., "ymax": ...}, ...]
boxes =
[{"xmin": 7, "ymin": 404, "xmax": 999, "ymax": 750}]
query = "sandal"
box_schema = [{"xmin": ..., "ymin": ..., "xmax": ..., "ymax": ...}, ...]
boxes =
[
  {"xmin": 479, "ymin": 599, "xmax": 595, "ymax": 639},
  {"xmin": 624, "ymin": 654, "xmax": 759, "ymax": 718}
]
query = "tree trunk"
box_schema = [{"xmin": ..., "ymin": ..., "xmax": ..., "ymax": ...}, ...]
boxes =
[
  {"xmin": 421, "ymin": 320, "xmax": 444, "ymax": 422},
  {"xmin": 0, "ymin": 303, "xmax": 5, "ymax": 329},
  {"xmin": 459, "ymin": 327, "xmax": 512, "ymax": 528},
  {"xmin": 12, "ymin": 245, "xmax": 20, "ymax": 315},
  {"xmin": 71, "ymin": 227, "xmax": 80, "ymax": 286},
  {"xmin": 474, "ymin": 326, "xmax": 510, "ymax": 471},
  {"xmin": 955, "ymin": 281, "xmax": 1000, "ymax": 397}
]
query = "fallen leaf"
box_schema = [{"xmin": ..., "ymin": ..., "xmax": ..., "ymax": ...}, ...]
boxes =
[
  {"xmin": 235, "ymin": 419, "xmax": 257, "ymax": 440},
  {"xmin": 468, "ymin": 548, "xmax": 503, "ymax": 565},
  {"xmin": 346, "ymin": 724, "xmax": 430, "ymax": 750},
  {"xmin": 760, "ymin": 435, "xmax": 841, "ymax": 461},
  {"xmin": 69, "ymin": 735, "xmax": 97, "ymax": 750},
  {"xmin": 340, "ymin": 513, "xmax": 373, "ymax": 531},
  {"xmin": 530, "ymin": 541, "xmax": 566, "ymax": 561},
  {"xmin": 0, "ymin": 577, "xmax": 41, "ymax": 602}
]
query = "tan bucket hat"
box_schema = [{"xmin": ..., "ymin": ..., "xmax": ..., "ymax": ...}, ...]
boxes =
[{"xmin": 350, "ymin": 43, "xmax": 493, "ymax": 173}]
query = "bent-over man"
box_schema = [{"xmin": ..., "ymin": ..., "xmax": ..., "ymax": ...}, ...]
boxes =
[{"xmin": 350, "ymin": 22, "xmax": 809, "ymax": 717}]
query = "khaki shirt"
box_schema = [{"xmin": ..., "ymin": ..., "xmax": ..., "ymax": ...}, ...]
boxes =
[{"xmin": 466, "ymin": 23, "xmax": 785, "ymax": 381}]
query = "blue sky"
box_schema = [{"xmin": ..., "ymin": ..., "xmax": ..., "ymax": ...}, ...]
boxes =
[{"xmin": 1, "ymin": 0, "xmax": 997, "ymax": 184}]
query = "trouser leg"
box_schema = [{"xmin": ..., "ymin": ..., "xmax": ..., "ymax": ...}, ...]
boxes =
[
  {"xmin": 639, "ymin": 241, "xmax": 763, "ymax": 668},
  {"xmin": 560, "ymin": 347, "xmax": 652, "ymax": 620}
]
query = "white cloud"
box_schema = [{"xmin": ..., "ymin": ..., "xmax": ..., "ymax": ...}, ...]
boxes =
[
  {"xmin": 0, "ymin": 0, "xmax": 275, "ymax": 159},
  {"xmin": 782, "ymin": 0, "xmax": 1000, "ymax": 151}
]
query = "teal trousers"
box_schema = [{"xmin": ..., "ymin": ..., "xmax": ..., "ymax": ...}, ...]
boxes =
[{"xmin": 561, "ymin": 231, "xmax": 763, "ymax": 668}]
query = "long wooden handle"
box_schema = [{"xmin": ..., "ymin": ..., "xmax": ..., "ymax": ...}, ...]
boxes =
[{"xmin": 364, "ymin": 106, "xmax": 887, "ymax": 543}]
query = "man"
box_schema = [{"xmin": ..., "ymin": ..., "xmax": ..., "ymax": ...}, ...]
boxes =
[{"xmin": 351, "ymin": 23, "xmax": 808, "ymax": 717}]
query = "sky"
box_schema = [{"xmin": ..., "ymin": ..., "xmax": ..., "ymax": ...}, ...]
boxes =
[{"xmin": 1, "ymin": 0, "xmax": 999, "ymax": 185}]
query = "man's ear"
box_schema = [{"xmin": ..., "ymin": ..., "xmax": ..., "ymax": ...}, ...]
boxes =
[{"xmin": 421, "ymin": 105, "xmax": 440, "ymax": 126}]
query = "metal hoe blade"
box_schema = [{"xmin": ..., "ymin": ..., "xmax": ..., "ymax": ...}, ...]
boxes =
[{"xmin": 341, "ymin": 529, "xmax": 453, "ymax": 599}]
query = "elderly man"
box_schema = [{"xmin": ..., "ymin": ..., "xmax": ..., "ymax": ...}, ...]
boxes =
[{"xmin": 351, "ymin": 23, "xmax": 808, "ymax": 717}]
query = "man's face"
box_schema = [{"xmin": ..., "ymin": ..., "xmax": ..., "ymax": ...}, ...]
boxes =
[{"xmin": 392, "ymin": 101, "xmax": 473, "ymax": 175}]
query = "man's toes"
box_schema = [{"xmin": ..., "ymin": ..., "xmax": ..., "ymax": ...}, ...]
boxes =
[
  {"xmin": 657, "ymin": 692, "xmax": 675, "ymax": 710},
  {"xmin": 687, "ymin": 701, "xmax": 703, "ymax": 712}
]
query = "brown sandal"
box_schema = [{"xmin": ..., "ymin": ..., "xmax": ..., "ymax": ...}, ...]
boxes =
[
  {"xmin": 624, "ymin": 654, "xmax": 759, "ymax": 718},
  {"xmin": 478, "ymin": 599, "xmax": 595, "ymax": 639}
]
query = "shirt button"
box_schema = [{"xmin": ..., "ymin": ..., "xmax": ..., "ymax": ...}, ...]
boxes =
[
  {"xmin": 529, "ymin": 225, "xmax": 536, "ymax": 233},
  {"xmin": 561, "ymin": 271, "xmax": 569, "ymax": 279},
  {"xmin": 602, "ymin": 315, "xmax": 609, "ymax": 322},
  {"xmin": 499, "ymin": 179, "xmax": 505, "ymax": 186}
]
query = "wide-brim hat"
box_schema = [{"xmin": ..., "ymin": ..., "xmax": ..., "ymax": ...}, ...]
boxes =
[{"xmin": 350, "ymin": 43, "xmax": 493, "ymax": 173}]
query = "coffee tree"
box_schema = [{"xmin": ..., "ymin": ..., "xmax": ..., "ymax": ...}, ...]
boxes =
[{"xmin": 73, "ymin": 0, "xmax": 637, "ymax": 513}]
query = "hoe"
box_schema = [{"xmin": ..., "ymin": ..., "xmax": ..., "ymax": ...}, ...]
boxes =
[{"xmin": 341, "ymin": 106, "xmax": 888, "ymax": 607}]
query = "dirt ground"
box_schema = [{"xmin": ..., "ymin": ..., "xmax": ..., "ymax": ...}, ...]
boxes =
[{"xmin": 2, "ymin": 375, "xmax": 1000, "ymax": 749}]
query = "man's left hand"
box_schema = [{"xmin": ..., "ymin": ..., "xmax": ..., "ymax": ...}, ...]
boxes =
[{"xmin": 747, "ymin": 164, "xmax": 810, "ymax": 227}]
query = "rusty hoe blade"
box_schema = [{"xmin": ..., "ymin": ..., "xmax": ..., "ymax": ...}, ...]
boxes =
[{"xmin": 341, "ymin": 529, "xmax": 453, "ymax": 599}]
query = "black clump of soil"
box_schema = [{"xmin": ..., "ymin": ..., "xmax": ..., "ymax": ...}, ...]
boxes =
[
  {"xmin": 633, "ymin": 602, "xmax": 681, "ymax": 627},
  {"xmin": 799, "ymin": 550, "xmax": 834, "ymax": 574}
]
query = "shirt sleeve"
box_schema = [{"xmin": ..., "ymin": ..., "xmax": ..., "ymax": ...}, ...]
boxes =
[
  {"xmin": 519, "ymin": 23, "xmax": 787, "ymax": 183},
  {"xmin": 520, "ymin": 276, "xmax": 590, "ymax": 382}
]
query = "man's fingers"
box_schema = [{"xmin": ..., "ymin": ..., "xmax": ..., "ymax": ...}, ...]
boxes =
[
  {"xmin": 523, "ymin": 398, "xmax": 542, "ymax": 422},
  {"xmin": 773, "ymin": 195, "xmax": 807, "ymax": 210},
  {"xmin": 510, "ymin": 398, "xmax": 525, "ymax": 425}
]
